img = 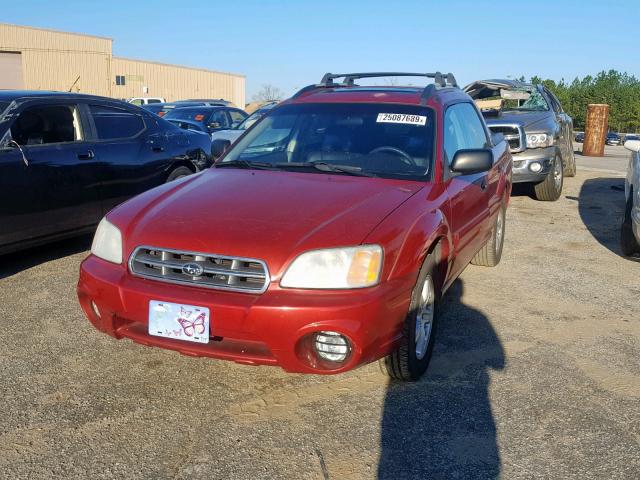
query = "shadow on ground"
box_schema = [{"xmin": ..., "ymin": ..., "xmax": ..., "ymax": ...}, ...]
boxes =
[
  {"xmin": 0, "ymin": 234, "xmax": 91, "ymax": 279},
  {"xmin": 378, "ymin": 280, "xmax": 504, "ymax": 479},
  {"xmin": 571, "ymin": 177, "xmax": 637, "ymax": 261}
]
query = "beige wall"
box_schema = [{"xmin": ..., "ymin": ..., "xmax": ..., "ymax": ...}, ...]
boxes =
[
  {"xmin": 0, "ymin": 23, "xmax": 112, "ymax": 96},
  {"xmin": 0, "ymin": 23, "xmax": 245, "ymax": 107},
  {"xmin": 111, "ymin": 57, "xmax": 245, "ymax": 107}
]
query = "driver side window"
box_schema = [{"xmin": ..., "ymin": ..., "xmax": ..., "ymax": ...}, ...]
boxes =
[
  {"xmin": 10, "ymin": 104, "xmax": 83, "ymax": 146},
  {"xmin": 444, "ymin": 103, "xmax": 488, "ymax": 166}
]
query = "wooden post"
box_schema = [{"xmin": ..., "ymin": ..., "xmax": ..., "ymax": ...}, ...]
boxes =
[{"xmin": 583, "ymin": 104, "xmax": 609, "ymax": 157}]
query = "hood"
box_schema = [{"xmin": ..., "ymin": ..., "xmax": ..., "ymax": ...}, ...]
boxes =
[
  {"xmin": 111, "ymin": 169, "xmax": 424, "ymax": 277},
  {"xmin": 484, "ymin": 110, "xmax": 555, "ymax": 131}
]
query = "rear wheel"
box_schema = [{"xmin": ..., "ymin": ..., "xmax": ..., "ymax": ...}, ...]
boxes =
[
  {"xmin": 533, "ymin": 154, "xmax": 563, "ymax": 201},
  {"xmin": 379, "ymin": 251, "xmax": 439, "ymax": 381},
  {"xmin": 166, "ymin": 166, "xmax": 193, "ymax": 183},
  {"xmin": 471, "ymin": 203, "xmax": 506, "ymax": 267},
  {"xmin": 564, "ymin": 147, "xmax": 577, "ymax": 177},
  {"xmin": 621, "ymin": 191, "xmax": 640, "ymax": 257}
]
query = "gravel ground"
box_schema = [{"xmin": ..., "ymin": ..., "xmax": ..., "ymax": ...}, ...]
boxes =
[{"xmin": 0, "ymin": 161, "xmax": 638, "ymax": 479}]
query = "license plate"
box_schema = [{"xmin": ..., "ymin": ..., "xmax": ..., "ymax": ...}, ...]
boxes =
[{"xmin": 148, "ymin": 300, "xmax": 210, "ymax": 344}]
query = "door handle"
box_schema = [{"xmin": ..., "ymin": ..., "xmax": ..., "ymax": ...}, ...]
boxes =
[
  {"xmin": 77, "ymin": 150, "xmax": 95, "ymax": 160},
  {"xmin": 480, "ymin": 179, "xmax": 488, "ymax": 191}
]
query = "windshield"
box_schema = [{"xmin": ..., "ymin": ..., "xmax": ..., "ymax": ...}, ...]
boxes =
[
  {"xmin": 237, "ymin": 104, "xmax": 277, "ymax": 130},
  {"xmin": 222, "ymin": 103, "xmax": 435, "ymax": 180},
  {"xmin": 164, "ymin": 108, "xmax": 212, "ymax": 123}
]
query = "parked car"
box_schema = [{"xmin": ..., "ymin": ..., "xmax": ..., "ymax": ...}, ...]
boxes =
[
  {"xmin": 141, "ymin": 102, "xmax": 172, "ymax": 117},
  {"xmin": 210, "ymin": 101, "xmax": 278, "ymax": 151},
  {"xmin": 622, "ymin": 139, "xmax": 640, "ymax": 256},
  {"xmin": 78, "ymin": 71, "xmax": 512, "ymax": 381},
  {"xmin": 127, "ymin": 97, "xmax": 166, "ymax": 106},
  {"xmin": 175, "ymin": 99, "xmax": 231, "ymax": 106},
  {"xmin": 575, "ymin": 132, "xmax": 585, "ymax": 143},
  {"xmin": 464, "ymin": 79, "xmax": 575, "ymax": 201},
  {"xmin": 144, "ymin": 101, "xmax": 234, "ymax": 118},
  {"xmin": 0, "ymin": 91, "xmax": 212, "ymax": 255},
  {"xmin": 624, "ymin": 134, "xmax": 640, "ymax": 143},
  {"xmin": 606, "ymin": 132, "xmax": 622, "ymax": 146},
  {"xmin": 163, "ymin": 106, "xmax": 247, "ymax": 138}
]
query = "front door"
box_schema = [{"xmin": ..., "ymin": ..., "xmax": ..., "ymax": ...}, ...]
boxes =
[
  {"xmin": 0, "ymin": 101, "xmax": 103, "ymax": 249},
  {"xmin": 442, "ymin": 102, "xmax": 492, "ymax": 278}
]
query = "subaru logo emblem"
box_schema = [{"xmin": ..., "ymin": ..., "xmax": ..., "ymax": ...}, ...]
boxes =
[{"xmin": 182, "ymin": 262, "xmax": 204, "ymax": 276}]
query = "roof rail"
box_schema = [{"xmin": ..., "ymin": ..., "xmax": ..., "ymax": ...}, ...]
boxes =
[{"xmin": 291, "ymin": 71, "xmax": 458, "ymax": 100}]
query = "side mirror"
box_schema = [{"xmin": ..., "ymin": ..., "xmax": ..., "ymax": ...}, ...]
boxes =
[
  {"xmin": 450, "ymin": 149, "xmax": 493, "ymax": 175},
  {"xmin": 211, "ymin": 139, "xmax": 231, "ymax": 159},
  {"xmin": 208, "ymin": 122, "xmax": 221, "ymax": 130},
  {"xmin": 624, "ymin": 140, "xmax": 640, "ymax": 153},
  {"xmin": 491, "ymin": 132, "xmax": 505, "ymax": 145}
]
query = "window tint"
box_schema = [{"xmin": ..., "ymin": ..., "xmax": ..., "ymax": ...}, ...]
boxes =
[
  {"xmin": 11, "ymin": 104, "xmax": 82, "ymax": 146},
  {"xmin": 228, "ymin": 109, "xmax": 247, "ymax": 128},
  {"xmin": 90, "ymin": 105, "xmax": 145, "ymax": 140},
  {"xmin": 209, "ymin": 110, "xmax": 229, "ymax": 128},
  {"xmin": 444, "ymin": 103, "xmax": 488, "ymax": 165}
]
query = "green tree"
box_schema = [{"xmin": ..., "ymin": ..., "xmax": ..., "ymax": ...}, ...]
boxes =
[{"xmin": 528, "ymin": 70, "xmax": 640, "ymax": 132}]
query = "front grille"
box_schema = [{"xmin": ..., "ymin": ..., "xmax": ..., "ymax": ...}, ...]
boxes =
[
  {"xmin": 488, "ymin": 124, "xmax": 526, "ymax": 153},
  {"xmin": 129, "ymin": 246, "xmax": 270, "ymax": 293}
]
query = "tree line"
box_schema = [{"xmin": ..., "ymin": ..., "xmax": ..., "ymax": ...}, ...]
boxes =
[{"xmin": 528, "ymin": 70, "xmax": 640, "ymax": 133}]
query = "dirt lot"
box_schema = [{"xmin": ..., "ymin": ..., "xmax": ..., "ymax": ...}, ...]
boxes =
[{"xmin": 0, "ymin": 157, "xmax": 638, "ymax": 479}]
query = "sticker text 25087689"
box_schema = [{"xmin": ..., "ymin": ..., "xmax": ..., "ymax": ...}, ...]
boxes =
[{"xmin": 376, "ymin": 113, "xmax": 427, "ymax": 126}]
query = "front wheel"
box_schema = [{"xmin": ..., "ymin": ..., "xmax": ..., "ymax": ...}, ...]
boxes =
[
  {"xmin": 379, "ymin": 252, "xmax": 439, "ymax": 381},
  {"xmin": 533, "ymin": 154, "xmax": 563, "ymax": 201}
]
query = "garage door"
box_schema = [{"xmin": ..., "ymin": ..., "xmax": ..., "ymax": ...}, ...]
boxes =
[{"xmin": 0, "ymin": 52, "xmax": 24, "ymax": 89}]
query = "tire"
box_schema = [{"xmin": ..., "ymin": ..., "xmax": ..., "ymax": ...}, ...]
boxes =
[
  {"xmin": 166, "ymin": 166, "xmax": 193, "ymax": 183},
  {"xmin": 621, "ymin": 191, "xmax": 640, "ymax": 256},
  {"xmin": 564, "ymin": 147, "xmax": 577, "ymax": 177},
  {"xmin": 471, "ymin": 203, "xmax": 506, "ymax": 267},
  {"xmin": 533, "ymin": 154, "xmax": 563, "ymax": 201},
  {"xmin": 379, "ymin": 250, "xmax": 440, "ymax": 381}
]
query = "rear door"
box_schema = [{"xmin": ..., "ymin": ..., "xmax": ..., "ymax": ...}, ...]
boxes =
[
  {"xmin": 86, "ymin": 102, "xmax": 163, "ymax": 212},
  {"xmin": 0, "ymin": 99, "xmax": 102, "ymax": 248},
  {"xmin": 443, "ymin": 102, "xmax": 492, "ymax": 276}
]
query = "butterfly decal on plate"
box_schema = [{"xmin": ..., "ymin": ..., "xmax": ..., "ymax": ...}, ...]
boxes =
[{"xmin": 177, "ymin": 310, "xmax": 206, "ymax": 337}]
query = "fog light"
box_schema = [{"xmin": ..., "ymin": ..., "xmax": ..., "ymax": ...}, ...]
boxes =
[
  {"xmin": 314, "ymin": 331, "xmax": 350, "ymax": 362},
  {"xmin": 529, "ymin": 162, "xmax": 542, "ymax": 173},
  {"xmin": 91, "ymin": 300, "xmax": 101, "ymax": 319}
]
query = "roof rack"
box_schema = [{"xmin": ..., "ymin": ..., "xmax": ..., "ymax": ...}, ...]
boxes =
[{"xmin": 292, "ymin": 71, "xmax": 458, "ymax": 101}]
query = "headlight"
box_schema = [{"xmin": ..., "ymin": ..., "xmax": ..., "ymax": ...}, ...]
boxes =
[
  {"xmin": 91, "ymin": 217, "xmax": 123, "ymax": 264},
  {"xmin": 280, "ymin": 245, "xmax": 382, "ymax": 289},
  {"xmin": 526, "ymin": 133, "xmax": 554, "ymax": 148}
]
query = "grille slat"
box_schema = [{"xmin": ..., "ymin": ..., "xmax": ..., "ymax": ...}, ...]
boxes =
[
  {"xmin": 129, "ymin": 247, "xmax": 270, "ymax": 293},
  {"xmin": 488, "ymin": 124, "xmax": 526, "ymax": 153}
]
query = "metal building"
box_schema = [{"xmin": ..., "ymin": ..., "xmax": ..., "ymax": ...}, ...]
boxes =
[{"xmin": 0, "ymin": 23, "xmax": 245, "ymax": 107}]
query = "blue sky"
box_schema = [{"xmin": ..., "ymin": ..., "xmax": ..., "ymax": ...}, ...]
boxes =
[{"xmin": 2, "ymin": 0, "xmax": 638, "ymax": 99}]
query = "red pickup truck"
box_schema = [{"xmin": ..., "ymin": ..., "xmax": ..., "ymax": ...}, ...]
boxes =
[{"xmin": 78, "ymin": 72, "xmax": 512, "ymax": 381}]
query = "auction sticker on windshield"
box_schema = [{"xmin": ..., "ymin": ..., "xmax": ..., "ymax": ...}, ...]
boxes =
[
  {"xmin": 376, "ymin": 113, "xmax": 427, "ymax": 126},
  {"xmin": 148, "ymin": 300, "xmax": 210, "ymax": 344}
]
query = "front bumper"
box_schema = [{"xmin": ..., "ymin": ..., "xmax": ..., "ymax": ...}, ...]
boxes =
[
  {"xmin": 77, "ymin": 255, "xmax": 414, "ymax": 374},
  {"xmin": 511, "ymin": 146, "xmax": 556, "ymax": 183}
]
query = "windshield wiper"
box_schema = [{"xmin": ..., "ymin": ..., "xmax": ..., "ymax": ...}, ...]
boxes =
[
  {"xmin": 214, "ymin": 160, "xmax": 277, "ymax": 170},
  {"xmin": 274, "ymin": 162, "xmax": 377, "ymax": 177}
]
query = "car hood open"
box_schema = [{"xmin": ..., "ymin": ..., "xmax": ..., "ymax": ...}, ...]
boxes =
[{"xmin": 112, "ymin": 169, "xmax": 425, "ymax": 277}]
